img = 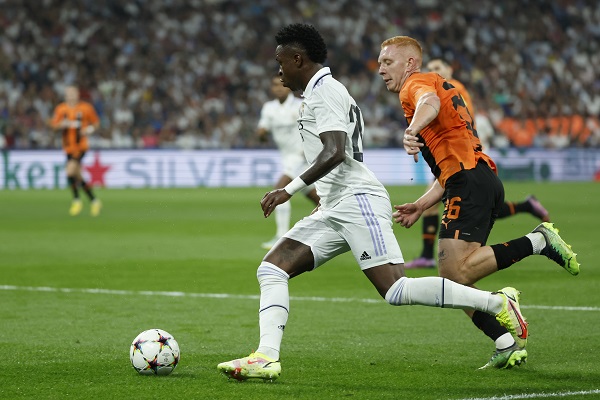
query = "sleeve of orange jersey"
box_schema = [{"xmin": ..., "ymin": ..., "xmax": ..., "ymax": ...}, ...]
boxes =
[{"xmin": 404, "ymin": 75, "xmax": 437, "ymax": 112}]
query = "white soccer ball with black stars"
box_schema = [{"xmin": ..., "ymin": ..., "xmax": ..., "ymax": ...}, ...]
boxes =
[{"xmin": 130, "ymin": 328, "xmax": 180, "ymax": 376}]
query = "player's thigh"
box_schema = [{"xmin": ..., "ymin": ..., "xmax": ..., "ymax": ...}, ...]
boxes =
[
  {"xmin": 329, "ymin": 194, "xmax": 404, "ymax": 270},
  {"xmin": 263, "ymin": 237, "xmax": 317, "ymax": 278},
  {"xmin": 363, "ymin": 263, "xmax": 405, "ymax": 298},
  {"xmin": 277, "ymin": 212, "xmax": 350, "ymax": 274},
  {"xmin": 439, "ymin": 164, "xmax": 503, "ymax": 244},
  {"xmin": 65, "ymin": 158, "xmax": 80, "ymax": 176},
  {"xmin": 437, "ymin": 238, "xmax": 482, "ymax": 285}
]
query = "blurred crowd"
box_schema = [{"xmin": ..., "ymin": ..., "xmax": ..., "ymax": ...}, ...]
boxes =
[{"xmin": 1, "ymin": 0, "xmax": 599, "ymax": 151}]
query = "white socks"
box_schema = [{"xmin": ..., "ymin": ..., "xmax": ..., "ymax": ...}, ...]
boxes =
[
  {"xmin": 526, "ymin": 232, "xmax": 546, "ymax": 255},
  {"xmin": 495, "ymin": 332, "xmax": 515, "ymax": 350},
  {"xmin": 385, "ymin": 276, "xmax": 503, "ymax": 314},
  {"xmin": 254, "ymin": 268, "xmax": 508, "ymax": 360},
  {"xmin": 275, "ymin": 201, "xmax": 291, "ymax": 238},
  {"xmin": 256, "ymin": 262, "xmax": 289, "ymax": 360}
]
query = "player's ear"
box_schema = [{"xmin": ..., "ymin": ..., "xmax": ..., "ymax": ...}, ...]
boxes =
[
  {"xmin": 407, "ymin": 57, "xmax": 418, "ymax": 70},
  {"xmin": 294, "ymin": 53, "xmax": 303, "ymax": 67}
]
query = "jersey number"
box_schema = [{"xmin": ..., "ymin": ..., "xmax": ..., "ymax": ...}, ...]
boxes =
[
  {"xmin": 348, "ymin": 105, "xmax": 364, "ymax": 162},
  {"xmin": 444, "ymin": 196, "xmax": 462, "ymax": 220},
  {"xmin": 442, "ymin": 82, "xmax": 478, "ymax": 140}
]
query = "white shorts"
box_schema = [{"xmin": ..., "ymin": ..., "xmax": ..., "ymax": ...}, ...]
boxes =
[
  {"xmin": 281, "ymin": 153, "xmax": 309, "ymax": 179},
  {"xmin": 284, "ymin": 193, "xmax": 404, "ymax": 270}
]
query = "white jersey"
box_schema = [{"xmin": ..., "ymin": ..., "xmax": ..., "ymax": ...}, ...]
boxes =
[
  {"xmin": 257, "ymin": 93, "xmax": 304, "ymax": 159},
  {"xmin": 474, "ymin": 112, "xmax": 494, "ymax": 151},
  {"xmin": 298, "ymin": 67, "xmax": 389, "ymax": 209}
]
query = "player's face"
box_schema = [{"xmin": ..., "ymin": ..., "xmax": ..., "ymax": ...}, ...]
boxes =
[
  {"xmin": 270, "ymin": 77, "xmax": 291, "ymax": 101},
  {"xmin": 378, "ymin": 45, "xmax": 409, "ymax": 93},
  {"xmin": 427, "ymin": 60, "xmax": 452, "ymax": 80},
  {"xmin": 65, "ymin": 87, "xmax": 80, "ymax": 103},
  {"xmin": 275, "ymin": 45, "xmax": 301, "ymax": 92}
]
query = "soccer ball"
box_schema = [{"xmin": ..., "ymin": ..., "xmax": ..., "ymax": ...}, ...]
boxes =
[{"xmin": 130, "ymin": 328, "xmax": 180, "ymax": 376}]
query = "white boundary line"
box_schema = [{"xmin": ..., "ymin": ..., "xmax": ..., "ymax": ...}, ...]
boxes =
[
  {"xmin": 2, "ymin": 285, "xmax": 597, "ymax": 399},
  {"xmin": 457, "ymin": 389, "xmax": 600, "ymax": 400},
  {"xmin": 0, "ymin": 285, "xmax": 598, "ymax": 311}
]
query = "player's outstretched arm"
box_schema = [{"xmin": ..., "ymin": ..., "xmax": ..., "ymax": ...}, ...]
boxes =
[
  {"xmin": 403, "ymin": 92, "xmax": 440, "ymax": 162},
  {"xmin": 393, "ymin": 202, "xmax": 421, "ymax": 228},
  {"xmin": 393, "ymin": 179, "xmax": 444, "ymax": 227},
  {"xmin": 403, "ymin": 129, "xmax": 423, "ymax": 163}
]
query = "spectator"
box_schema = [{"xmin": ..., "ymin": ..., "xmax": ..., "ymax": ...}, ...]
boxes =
[{"xmin": 0, "ymin": 0, "xmax": 598, "ymax": 149}]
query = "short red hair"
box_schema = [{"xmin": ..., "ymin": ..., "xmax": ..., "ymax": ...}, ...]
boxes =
[
  {"xmin": 381, "ymin": 36, "xmax": 423, "ymax": 55},
  {"xmin": 381, "ymin": 36, "xmax": 423, "ymax": 68}
]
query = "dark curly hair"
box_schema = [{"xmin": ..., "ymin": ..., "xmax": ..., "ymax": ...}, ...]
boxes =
[{"xmin": 275, "ymin": 23, "xmax": 327, "ymax": 64}]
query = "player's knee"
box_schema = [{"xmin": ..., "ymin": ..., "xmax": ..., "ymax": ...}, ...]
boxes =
[
  {"xmin": 384, "ymin": 276, "xmax": 407, "ymax": 306},
  {"xmin": 256, "ymin": 262, "xmax": 289, "ymax": 286},
  {"xmin": 438, "ymin": 264, "xmax": 472, "ymax": 286}
]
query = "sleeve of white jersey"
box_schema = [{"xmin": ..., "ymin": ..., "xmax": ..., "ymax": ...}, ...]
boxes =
[{"xmin": 312, "ymin": 89, "xmax": 348, "ymax": 135}]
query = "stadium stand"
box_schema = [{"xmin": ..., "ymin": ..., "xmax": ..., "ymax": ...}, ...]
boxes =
[{"xmin": 0, "ymin": 0, "xmax": 599, "ymax": 150}]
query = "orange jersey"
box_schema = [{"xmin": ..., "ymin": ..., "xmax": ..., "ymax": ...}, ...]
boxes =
[
  {"xmin": 51, "ymin": 101, "xmax": 99, "ymax": 156},
  {"xmin": 449, "ymin": 78, "xmax": 474, "ymax": 114},
  {"xmin": 399, "ymin": 72, "xmax": 495, "ymax": 187}
]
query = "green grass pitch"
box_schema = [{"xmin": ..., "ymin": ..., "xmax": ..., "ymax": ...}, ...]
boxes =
[{"xmin": 0, "ymin": 182, "xmax": 598, "ymax": 400}]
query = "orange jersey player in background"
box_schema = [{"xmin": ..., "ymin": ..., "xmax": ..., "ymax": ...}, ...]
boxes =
[
  {"xmin": 402, "ymin": 58, "xmax": 550, "ymax": 270},
  {"xmin": 50, "ymin": 85, "xmax": 102, "ymax": 216},
  {"xmin": 378, "ymin": 36, "xmax": 579, "ymax": 369},
  {"xmin": 427, "ymin": 59, "xmax": 474, "ymax": 113}
]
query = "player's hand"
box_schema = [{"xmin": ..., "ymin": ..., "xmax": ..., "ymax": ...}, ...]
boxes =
[
  {"xmin": 83, "ymin": 125, "xmax": 95, "ymax": 135},
  {"xmin": 59, "ymin": 120, "xmax": 72, "ymax": 129},
  {"xmin": 403, "ymin": 128, "xmax": 423, "ymax": 163},
  {"xmin": 261, "ymin": 189, "xmax": 292, "ymax": 218},
  {"xmin": 392, "ymin": 202, "xmax": 422, "ymax": 228},
  {"xmin": 256, "ymin": 129, "xmax": 269, "ymax": 143}
]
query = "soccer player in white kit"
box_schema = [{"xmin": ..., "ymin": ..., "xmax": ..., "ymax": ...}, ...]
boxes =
[
  {"xmin": 217, "ymin": 23, "xmax": 528, "ymax": 381},
  {"xmin": 257, "ymin": 77, "xmax": 319, "ymax": 250}
]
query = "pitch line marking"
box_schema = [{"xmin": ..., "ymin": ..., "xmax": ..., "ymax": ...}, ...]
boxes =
[
  {"xmin": 0, "ymin": 285, "xmax": 598, "ymax": 311},
  {"xmin": 457, "ymin": 389, "xmax": 600, "ymax": 400}
]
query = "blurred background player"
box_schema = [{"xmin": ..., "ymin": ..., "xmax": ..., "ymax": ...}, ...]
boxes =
[
  {"xmin": 50, "ymin": 85, "xmax": 102, "ymax": 217},
  {"xmin": 405, "ymin": 58, "xmax": 551, "ymax": 269},
  {"xmin": 257, "ymin": 77, "xmax": 320, "ymax": 250}
]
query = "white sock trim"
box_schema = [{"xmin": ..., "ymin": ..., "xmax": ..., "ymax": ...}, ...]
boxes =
[
  {"xmin": 257, "ymin": 261, "xmax": 289, "ymax": 280},
  {"xmin": 385, "ymin": 277, "xmax": 407, "ymax": 305},
  {"xmin": 526, "ymin": 232, "xmax": 545, "ymax": 255},
  {"xmin": 495, "ymin": 332, "xmax": 515, "ymax": 350}
]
